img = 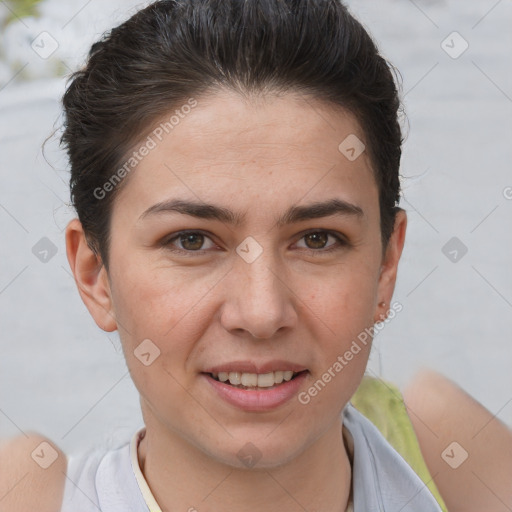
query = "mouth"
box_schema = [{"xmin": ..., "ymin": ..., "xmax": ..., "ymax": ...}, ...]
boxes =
[
  {"xmin": 207, "ymin": 370, "xmax": 306, "ymax": 390},
  {"xmin": 201, "ymin": 362, "xmax": 309, "ymax": 411}
]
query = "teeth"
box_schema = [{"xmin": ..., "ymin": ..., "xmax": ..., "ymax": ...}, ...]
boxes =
[
  {"xmin": 283, "ymin": 370, "xmax": 294, "ymax": 381},
  {"xmin": 210, "ymin": 370, "xmax": 300, "ymax": 388},
  {"xmin": 228, "ymin": 372, "xmax": 242, "ymax": 385},
  {"xmin": 241, "ymin": 373, "xmax": 258, "ymax": 387},
  {"xmin": 257, "ymin": 372, "xmax": 275, "ymax": 387}
]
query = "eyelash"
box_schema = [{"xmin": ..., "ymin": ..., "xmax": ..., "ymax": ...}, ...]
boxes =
[{"xmin": 161, "ymin": 229, "xmax": 349, "ymax": 256}]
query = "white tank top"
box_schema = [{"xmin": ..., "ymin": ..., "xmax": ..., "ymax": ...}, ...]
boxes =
[{"xmin": 60, "ymin": 404, "xmax": 442, "ymax": 511}]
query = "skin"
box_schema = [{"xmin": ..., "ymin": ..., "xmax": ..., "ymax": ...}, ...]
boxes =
[
  {"xmin": 0, "ymin": 89, "xmax": 406, "ymax": 512},
  {"xmin": 2, "ymin": 371, "xmax": 510, "ymax": 511},
  {"xmin": 404, "ymin": 369, "xmax": 512, "ymax": 512},
  {"xmin": 0, "ymin": 73, "xmax": 508, "ymax": 512},
  {"xmin": 0, "ymin": 432, "xmax": 67, "ymax": 512},
  {"xmin": 65, "ymin": 89, "xmax": 407, "ymax": 511}
]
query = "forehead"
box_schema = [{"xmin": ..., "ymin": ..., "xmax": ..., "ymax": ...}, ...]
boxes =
[
  {"xmin": 168, "ymin": 90, "xmax": 365, "ymax": 165},
  {"xmin": 113, "ymin": 90, "xmax": 377, "ymax": 217}
]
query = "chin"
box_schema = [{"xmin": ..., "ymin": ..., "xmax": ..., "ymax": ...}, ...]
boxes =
[{"xmin": 201, "ymin": 426, "xmax": 316, "ymax": 471}]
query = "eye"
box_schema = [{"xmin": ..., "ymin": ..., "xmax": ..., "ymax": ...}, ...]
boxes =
[
  {"xmin": 161, "ymin": 229, "xmax": 348, "ymax": 255},
  {"xmin": 162, "ymin": 231, "xmax": 217, "ymax": 253},
  {"xmin": 295, "ymin": 230, "xmax": 347, "ymax": 253}
]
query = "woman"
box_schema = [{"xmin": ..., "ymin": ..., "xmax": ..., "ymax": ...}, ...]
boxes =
[{"xmin": 0, "ymin": 1, "xmax": 510, "ymax": 511}]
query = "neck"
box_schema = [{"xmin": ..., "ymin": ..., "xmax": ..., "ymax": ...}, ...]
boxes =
[{"xmin": 137, "ymin": 415, "xmax": 352, "ymax": 512}]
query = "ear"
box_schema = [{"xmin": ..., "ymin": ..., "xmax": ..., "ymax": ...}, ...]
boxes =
[
  {"xmin": 65, "ymin": 218, "xmax": 117, "ymax": 332},
  {"xmin": 374, "ymin": 209, "xmax": 407, "ymax": 323}
]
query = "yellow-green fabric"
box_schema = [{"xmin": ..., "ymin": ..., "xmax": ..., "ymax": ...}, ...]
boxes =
[{"xmin": 350, "ymin": 376, "xmax": 448, "ymax": 512}]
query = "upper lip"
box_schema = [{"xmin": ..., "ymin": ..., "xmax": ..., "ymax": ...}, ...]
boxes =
[{"xmin": 203, "ymin": 361, "xmax": 308, "ymax": 374}]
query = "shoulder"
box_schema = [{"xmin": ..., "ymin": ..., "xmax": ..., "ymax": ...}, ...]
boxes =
[
  {"xmin": 343, "ymin": 403, "xmax": 443, "ymax": 511},
  {"xmin": 0, "ymin": 432, "xmax": 67, "ymax": 512},
  {"xmin": 403, "ymin": 369, "xmax": 512, "ymax": 512}
]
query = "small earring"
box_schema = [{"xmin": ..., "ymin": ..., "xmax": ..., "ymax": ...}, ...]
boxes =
[{"xmin": 376, "ymin": 301, "xmax": 387, "ymax": 322}]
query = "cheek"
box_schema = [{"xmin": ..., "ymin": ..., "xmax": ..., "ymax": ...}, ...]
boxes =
[
  {"xmin": 109, "ymin": 259, "xmax": 220, "ymax": 391},
  {"xmin": 110, "ymin": 257, "xmax": 203, "ymax": 338},
  {"xmin": 299, "ymin": 259, "xmax": 380, "ymax": 402},
  {"xmin": 299, "ymin": 275, "xmax": 376, "ymax": 411},
  {"xmin": 110, "ymin": 271, "xmax": 166, "ymax": 342},
  {"xmin": 305, "ymin": 261, "xmax": 380, "ymax": 331},
  {"xmin": 109, "ymin": 266, "xmax": 207, "ymax": 412}
]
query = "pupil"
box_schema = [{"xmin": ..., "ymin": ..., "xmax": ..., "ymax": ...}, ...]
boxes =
[
  {"xmin": 181, "ymin": 233, "xmax": 204, "ymax": 250},
  {"xmin": 306, "ymin": 232, "xmax": 327, "ymax": 249}
]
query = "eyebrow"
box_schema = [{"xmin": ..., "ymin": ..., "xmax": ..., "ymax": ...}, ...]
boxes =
[{"xmin": 138, "ymin": 198, "xmax": 364, "ymax": 226}]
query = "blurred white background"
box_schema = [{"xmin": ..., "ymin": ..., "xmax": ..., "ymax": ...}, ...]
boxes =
[{"xmin": 1, "ymin": 0, "xmax": 511, "ymax": 455}]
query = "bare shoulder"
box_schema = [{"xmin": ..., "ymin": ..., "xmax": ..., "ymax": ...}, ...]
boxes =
[
  {"xmin": 403, "ymin": 369, "xmax": 512, "ymax": 512},
  {"xmin": 0, "ymin": 432, "xmax": 67, "ymax": 512}
]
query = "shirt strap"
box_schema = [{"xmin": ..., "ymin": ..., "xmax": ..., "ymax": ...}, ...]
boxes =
[
  {"xmin": 130, "ymin": 428, "xmax": 163, "ymax": 512},
  {"xmin": 130, "ymin": 426, "xmax": 354, "ymax": 512},
  {"xmin": 350, "ymin": 375, "xmax": 448, "ymax": 511}
]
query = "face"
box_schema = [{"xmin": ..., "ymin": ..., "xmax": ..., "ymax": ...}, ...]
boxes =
[{"xmin": 67, "ymin": 90, "xmax": 406, "ymax": 468}]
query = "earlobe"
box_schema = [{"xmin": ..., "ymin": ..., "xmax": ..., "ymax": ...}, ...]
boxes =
[
  {"xmin": 65, "ymin": 218, "xmax": 117, "ymax": 332},
  {"xmin": 373, "ymin": 209, "xmax": 407, "ymax": 323}
]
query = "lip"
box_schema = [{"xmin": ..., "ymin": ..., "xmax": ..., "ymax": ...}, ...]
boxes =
[
  {"xmin": 202, "ymin": 370, "xmax": 309, "ymax": 412},
  {"xmin": 203, "ymin": 360, "xmax": 308, "ymax": 374}
]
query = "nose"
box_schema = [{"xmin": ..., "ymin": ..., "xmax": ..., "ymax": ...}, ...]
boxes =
[{"xmin": 219, "ymin": 252, "xmax": 298, "ymax": 340}]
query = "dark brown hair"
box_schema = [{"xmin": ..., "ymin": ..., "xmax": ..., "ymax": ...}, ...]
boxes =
[{"xmin": 61, "ymin": 0, "xmax": 403, "ymax": 271}]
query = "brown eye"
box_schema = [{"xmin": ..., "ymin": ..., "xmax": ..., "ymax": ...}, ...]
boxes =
[
  {"xmin": 303, "ymin": 232, "xmax": 329, "ymax": 249},
  {"xmin": 163, "ymin": 231, "xmax": 217, "ymax": 253},
  {"xmin": 295, "ymin": 230, "xmax": 347, "ymax": 254},
  {"xmin": 179, "ymin": 233, "xmax": 205, "ymax": 251}
]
